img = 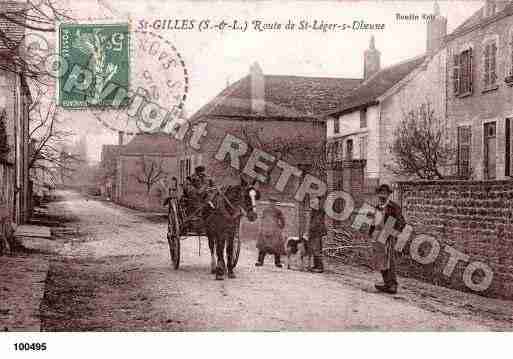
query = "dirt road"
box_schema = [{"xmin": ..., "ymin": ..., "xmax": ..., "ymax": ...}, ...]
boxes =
[{"xmin": 39, "ymin": 191, "xmax": 505, "ymax": 331}]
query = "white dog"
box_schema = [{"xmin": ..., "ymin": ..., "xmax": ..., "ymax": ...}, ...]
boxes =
[{"xmin": 285, "ymin": 235, "xmax": 313, "ymax": 271}]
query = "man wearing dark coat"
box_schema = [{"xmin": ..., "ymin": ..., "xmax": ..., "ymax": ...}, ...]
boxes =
[
  {"xmin": 369, "ymin": 184, "xmax": 406, "ymax": 294},
  {"xmin": 189, "ymin": 166, "xmax": 215, "ymax": 212},
  {"xmin": 308, "ymin": 197, "xmax": 327, "ymax": 273}
]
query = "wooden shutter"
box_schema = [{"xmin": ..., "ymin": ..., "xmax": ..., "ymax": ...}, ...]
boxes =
[
  {"xmin": 453, "ymin": 53, "xmax": 460, "ymax": 94},
  {"xmin": 484, "ymin": 44, "xmax": 490, "ymax": 87},
  {"xmin": 457, "ymin": 126, "xmax": 471, "ymax": 178},
  {"xmin": 491, "ymin": 42, "xmax": 497, "ymax": 85},
  {"xmin": 510, "ymin": 34, "xmax": 513, "ymax": 76},
  {"xmin": 506, "ymin": 119, "xmax": 511, "ymax": 177},
  {"xmin": 468, "ymin": 48, "xmax": 473, "ymax": 93}
]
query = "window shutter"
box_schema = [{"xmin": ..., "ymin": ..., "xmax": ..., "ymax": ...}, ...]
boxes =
[
  {"xmin": 491, "ymin": 42, "xmax": 497, "ymax": 84},
  {"xmin": 506, "ymin": 119, "xmax": 511, "ymax": 177},
  {"xmin": 453, "ymin": 53, "xmax": 460, "ymax": 94},
  {"xmin": 510, "ymin": 35, "xmax": 513, "ymax": 76},
  {"xmin": 457, "ymin": 126, "xmax": 471, "ymax": 178},
  {"xmin": 457, "ymin": 127, "xmax": 462, "ymax": 177},
  {"xmin": 468, "ymin": 48, "xmax": 473, "ymax": 93},
  {"xmin": 484, "ymin": 44, "xmax": 490, "ymax": 87}
]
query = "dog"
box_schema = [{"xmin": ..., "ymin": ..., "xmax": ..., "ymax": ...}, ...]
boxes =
[{"xmin": 285, "ymin": 236, "xmax": 312, "ymax": 271}]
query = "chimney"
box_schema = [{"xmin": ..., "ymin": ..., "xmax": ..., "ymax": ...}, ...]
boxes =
[
  {"xmin": 426, "ymin": 1, "xmax": 447, "ymax": 54},
  {"xmin": 364, "ymin": 35, "xmax": 381, "ymax": 80},
  {"xmin": 250, "ymin": 62, "xmax": 265, "ymax": 115},
  {"xmin": 118, "ymin": 131, "xmax": 124, "ymax": 146},
  {"xmin": 494, "ymin": 1, "xmax": 509, "ymax": 13}
]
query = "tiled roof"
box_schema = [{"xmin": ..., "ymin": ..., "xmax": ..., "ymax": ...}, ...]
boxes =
[
  {"xmin": 190, "ymin": 74, "xmax": 362, "ymax": 121},
  {"xmin": 120, "ymin": 133, "xmax": 179, "ymax": 156},
  {"xmin": 327, "ymin": 55, "xmax": 427, "ymax": 116},
  {"xmin": 448, "ymin": 3, "xmax": 513, "ymax": 39},
  {"xmin": 449, "ymin": 7, "xmax": 483, "ymax": 37},
  {"xmin": 0, "ymin": 2, "xmax": 28, "ymax": 52}
]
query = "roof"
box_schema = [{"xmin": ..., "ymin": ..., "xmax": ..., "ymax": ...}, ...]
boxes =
[
  {"xmin": 190, "ymin": 74, "xmax": 362, "ymax": 121},
  {"xmin": 0, "ymin": 2, "xmax": 28, "ymax": 52},
  {"xmin": 120, "ymin": 133, "xmax": 179, "ymax": 156},
  {"xmin": 327, "ymin": 55, "xmax": 427, "ymax": 116},
  {"xmin": 448, "ymin": 3, "xmax": 513, "ymax": 39}
]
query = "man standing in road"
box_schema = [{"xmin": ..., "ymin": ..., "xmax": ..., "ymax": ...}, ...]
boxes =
[
  {"xmin": 308, "ymin": 196, "xmax": 327, "ymax": 273},
  {"xmin": 370, "ymin": 184, "xmax": 406, "ymax": 294}
]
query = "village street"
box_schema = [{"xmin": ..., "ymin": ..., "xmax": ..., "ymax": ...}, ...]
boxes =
[{"xmin": 35, "ymin": 191, "xmax": 513, "ymax": 331}]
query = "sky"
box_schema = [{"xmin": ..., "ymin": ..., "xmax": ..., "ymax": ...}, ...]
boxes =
[{"xmin": 53, "ymin": 0, "xmax": 484, "ymax": 162}]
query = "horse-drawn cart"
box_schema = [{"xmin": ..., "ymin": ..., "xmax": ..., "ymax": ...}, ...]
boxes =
[{"xmin": 165, "ymin": 178, "xmax": 241, "ymax": 270}]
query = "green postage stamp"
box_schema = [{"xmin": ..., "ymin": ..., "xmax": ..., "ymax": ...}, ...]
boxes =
[{"xmin": 58, "ymin": 23, "xmax": 130, "ymax": 108}]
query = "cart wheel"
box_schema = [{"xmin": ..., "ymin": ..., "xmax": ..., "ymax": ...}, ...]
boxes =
[
  {"xmin": 167, "ymin": 202, "xmax": 181, "ymax": 269},
  {"xmin": 231, "ymin": 225, "xmax": 242, "ymax": 268}
]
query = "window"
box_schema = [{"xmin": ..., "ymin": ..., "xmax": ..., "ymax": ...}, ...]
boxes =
[
  {"xmin": 333, "ymin": 118, "xmax": 340, "ymax": 134},
  {"xmin": 346, "ymin": 139, "xmax": 353, "ymax": 160},
  {"xmin": 457, "ymin": 126, "xmax": 471, "ymax": 178},
  {"xmin": 359, "ymin": 135, "xmax": 368, "ymax": 160},
  {"xmin": 484, "ymin": 122, "xmax": 497, "ymax": 180},
  {"xmin": 508, "ymin": 30, "xmax": 513, "ymax": 78},
  {"xmin": 506, "ymin": 119, "xmax": 512, "ymax": 177},
  {"xmin": 360, "ymin": 109, "xmax": 367, "ymax": 128},
  {"xmin": 336, "ymin": 140, "xmax": 344, "ymax": 160},
  {"xmin": 453, "ymin": 48, "xmax": 473, "ymax": 96},
  {"xmin": 483, "ymin": 41, "xmax": 497, "ymax": 89},
  {"xmin": 326, "ymin": 142, "xmax": 334, "ymax": 163}
]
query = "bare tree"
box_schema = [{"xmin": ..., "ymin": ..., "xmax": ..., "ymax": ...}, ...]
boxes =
[
  {"xmin": 239, "ymin": 124, "xmax": 328, "ymax": 179},
  {"xmin": 0, "ymin": 2, "xmax": 81, "ymax": 185},
  {"xmin": 133, "ymin": 156, "xmax": 168, "ymax": 194},
  {"xmin": 387, "ymin": 102, "xmax": 454, "ymax": 180},
  {"xmin": 28, "ymin": 85, "xmax": 83, "ymax": 186}
]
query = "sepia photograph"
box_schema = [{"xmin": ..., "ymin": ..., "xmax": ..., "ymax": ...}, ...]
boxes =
[{"xmin": 0, "ymin": 0, "xmax": 512, "ymax": 356}]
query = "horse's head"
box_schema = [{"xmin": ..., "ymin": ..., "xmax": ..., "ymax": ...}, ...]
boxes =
[{"xmin": 239, "ymin": 177, "xmax": 260, "ymax": 222}]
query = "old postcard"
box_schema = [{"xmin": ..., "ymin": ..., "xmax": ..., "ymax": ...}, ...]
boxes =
[{"xmin": 0, "ymin": 0, "xmax": 512, "ymax": 356}]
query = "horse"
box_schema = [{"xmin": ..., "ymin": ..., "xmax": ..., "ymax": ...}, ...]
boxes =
[{"xmin": 202, "ymin": 177, "xmax": 259, "ymax": 280}]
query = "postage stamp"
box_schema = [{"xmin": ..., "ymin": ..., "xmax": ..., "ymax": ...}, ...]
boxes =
[{"xmin": 57, "ymin": 22, "xmax": 130, "ymax": 108}]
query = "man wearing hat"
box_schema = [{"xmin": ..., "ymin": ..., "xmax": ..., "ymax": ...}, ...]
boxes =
[
  {"xmin": 189, "ymin": 166, "xmax": 215, "ymax": 210},
  {"xmin": 370, "ymin": 184, "xmax": 406, "ymax": 294}
]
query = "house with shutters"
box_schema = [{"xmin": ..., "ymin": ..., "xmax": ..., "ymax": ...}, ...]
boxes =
[
  {"xmin": 325, "ymin": 35, "xmax": 428, "ymax": 193},
  {"xmin": 446, "ymin": 0, "xmax": 513, "ymax": 180}
]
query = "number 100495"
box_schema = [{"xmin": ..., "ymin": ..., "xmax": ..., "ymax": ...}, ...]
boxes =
[{"xmin": 14, "ymin": 342, "xmax": 47, "ymax": 351}]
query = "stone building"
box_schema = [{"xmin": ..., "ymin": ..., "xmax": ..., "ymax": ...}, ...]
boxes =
[
  {"xmin": 445, "ymin": 0, "xmax": 513, "ymax": 180},
  {"xmin": 116, "ymin": 133, "xmax": 179, "ymax": 211},
  {"xmin": 183, "ymin": 62, "xmax": 362, "ymax": 200},
  {"xmin": 324, "ymin": 2, "xmax": 453, "ymax": 192},
  {"xmin": 325, "ymin": 37, "xmax": 427, "ymax": 194}
]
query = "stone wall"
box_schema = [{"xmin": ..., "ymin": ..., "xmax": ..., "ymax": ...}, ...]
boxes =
[
  {"xmin": 396, "ymin": 180, "xmax": 513, "ymax": 299},
  {"xmin": 324, "ymin": 179, "xmax": 513, "ymax": 300}
]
